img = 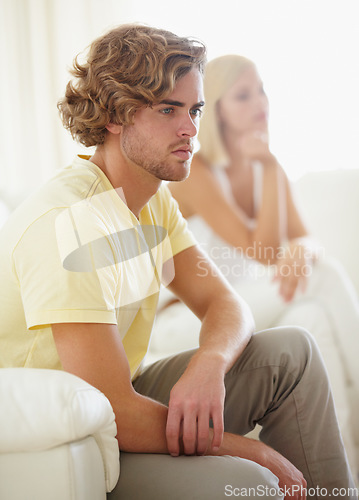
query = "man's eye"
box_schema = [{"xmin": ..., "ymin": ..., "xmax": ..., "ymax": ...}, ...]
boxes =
[
  {"xmin": 160, "ymin": 108, "xmax": 174, "ymax": 115},
  {"xmin": 191, "ymin": 108, "xmax": 203, "ymax": 117}
]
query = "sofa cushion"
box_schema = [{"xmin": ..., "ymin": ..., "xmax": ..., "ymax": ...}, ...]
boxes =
[{"xmin": 0, "ymin": 368, "xmax": 119, "ymax": 491}]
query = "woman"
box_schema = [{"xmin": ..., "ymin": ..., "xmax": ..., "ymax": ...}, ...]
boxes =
[{"xmin": 149, "ymin": 54, "xmax": 359, "ymax": 478}]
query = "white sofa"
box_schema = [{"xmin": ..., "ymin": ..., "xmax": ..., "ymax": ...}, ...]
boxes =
[
  {"xmin": 294, "ymin": 168, "xmax": 359, "ymax": 297},
  {"xmin": 0, "ymin": 368, "xmax": 119, "ymax": 500}
]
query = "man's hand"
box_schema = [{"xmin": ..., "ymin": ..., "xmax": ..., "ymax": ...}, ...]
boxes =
[
  {"xmin": 166, "ymin": 352, "xmax": 226, "ymax": 456},
  {"xmin": 258, "ymin": 440, "xmax": 307, "ymax": 500},
  {"xmin": 216, "ymin": 433, "xmax": 307, "ymax": 500}
]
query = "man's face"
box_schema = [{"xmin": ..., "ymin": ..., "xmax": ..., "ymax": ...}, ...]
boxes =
[{"xmin": 120, "ymin": 68, "xmax": 204, "ymax": 182}]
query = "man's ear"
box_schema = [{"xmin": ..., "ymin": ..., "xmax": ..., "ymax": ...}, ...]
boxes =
[{"xmin": 105, "ymin": 122, "xmax": 122, "ymax": 134}]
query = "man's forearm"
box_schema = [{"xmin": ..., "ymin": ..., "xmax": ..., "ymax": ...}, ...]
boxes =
[
  {"xmin": 196, "ymin": 290, "xmax": 254, "ymax": 373},
  {"xmin": 113, "ymin": 391, "xmax": 170, "ymax": 453}
]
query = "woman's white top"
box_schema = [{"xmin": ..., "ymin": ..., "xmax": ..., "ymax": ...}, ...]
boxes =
[{"xmin": 187, "ymin": 162, "xmax": 264, "ymax": 286}]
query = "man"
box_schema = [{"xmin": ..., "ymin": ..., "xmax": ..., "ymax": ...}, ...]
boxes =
[{"xmin": 0, "ymin": 24, "xmax": 356, "ymax": 499}]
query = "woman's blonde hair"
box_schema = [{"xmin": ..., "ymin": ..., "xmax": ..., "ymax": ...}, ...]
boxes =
[
  {"xmin": 198, "ymin": 54, "xmax": 255, "ymax": 167},
  {"xmin": 58, "ymin": 24, "xmax": 206, "ymax": 147}
]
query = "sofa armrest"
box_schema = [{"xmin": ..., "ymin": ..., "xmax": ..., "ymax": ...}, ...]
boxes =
[{"xmin": 0, "ymin": 368, "xmax": 119, "ymax": 492}]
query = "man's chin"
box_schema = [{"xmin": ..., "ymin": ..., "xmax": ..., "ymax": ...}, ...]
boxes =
[{"xmin": 165, "ymin": 161, "xmax": 191, "ymax": 182}]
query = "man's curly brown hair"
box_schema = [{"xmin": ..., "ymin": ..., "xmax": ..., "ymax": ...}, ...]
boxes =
[{"xmin": 57, "ymin": 24, "xmax": 207, "ymax": 147}]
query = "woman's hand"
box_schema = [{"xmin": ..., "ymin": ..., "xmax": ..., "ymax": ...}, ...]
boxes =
[
  {"xmin": 238, "ymin": 130, "xmax": 276, "ymax": 165},
  {"xmin": 273, "ymin": 240, "xmax": 313, "ymax": 302}
]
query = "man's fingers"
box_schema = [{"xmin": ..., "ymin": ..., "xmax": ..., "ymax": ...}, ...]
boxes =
[
  {"xmin": 167, "ymin": 380, "xmax": 225, "ymax": 457},
  {"xmin": 182, "ymin": 405, "xmax": 197, "ymax": 455},
  {"xmin": 211, "ymin": 409, "xmax": 224, "ymax": 452},
  {"xmin": 166, "ymin": 406, "xmax": 182, "ymax": 456},
  {"xmin": 196, "ymin": 411, "xmax": 210, "ymax": 455}
]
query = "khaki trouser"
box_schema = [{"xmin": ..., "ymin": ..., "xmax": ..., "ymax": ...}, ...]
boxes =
[{"xmin": 108, "ymin": 327, "xmax": 357, "ymax": 500}]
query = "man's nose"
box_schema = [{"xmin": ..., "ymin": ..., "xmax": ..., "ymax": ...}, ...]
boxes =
[{"xmin": 177, "ymin": 113, "xmax": 198, "ymax": 138}]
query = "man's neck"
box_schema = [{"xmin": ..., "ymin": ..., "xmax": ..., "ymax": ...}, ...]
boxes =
[{"xmin": 90, "ymin": 146, "xmax": 161, "ymax": 219}]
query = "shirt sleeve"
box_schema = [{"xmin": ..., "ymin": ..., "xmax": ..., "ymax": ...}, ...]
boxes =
[{"xmin": 13, "ymin": 208, "xmax": 118, "ymax": 330}]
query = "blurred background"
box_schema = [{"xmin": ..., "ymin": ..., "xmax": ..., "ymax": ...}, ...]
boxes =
[{"xmin": 1, "ymin": 0, "xmax": 358, "ymax": 202}]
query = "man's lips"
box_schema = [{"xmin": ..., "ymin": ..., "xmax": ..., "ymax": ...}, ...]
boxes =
[{"xmin": 171, "ymin": 144, "xmax": 193, "ymax": 160}]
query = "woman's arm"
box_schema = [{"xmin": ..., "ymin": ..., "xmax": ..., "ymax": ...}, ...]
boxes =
[
  {"xmin": 272, "ymin": 174, "xmax": 320, "ymax": 301},
  {"xmin": 170, "ymin": 152, "xmax": 282, "ymax": 264}
]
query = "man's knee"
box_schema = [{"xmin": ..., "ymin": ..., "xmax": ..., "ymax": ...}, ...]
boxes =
[
  {"xmin": 270, "ymin": 324, "xmax": 317, "ymax": 351},
  {"xmin": 249, "ymin": 326, "xmax": 319, "ymax": 374},
  {"xmin": 225, "ymin": 326, "xmax": 322, "ymax": 403}
]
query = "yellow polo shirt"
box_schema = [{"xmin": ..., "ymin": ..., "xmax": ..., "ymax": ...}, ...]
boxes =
[{"xmin": 0, "ymin": 155, "xmax": 196, "ymax": 378}]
